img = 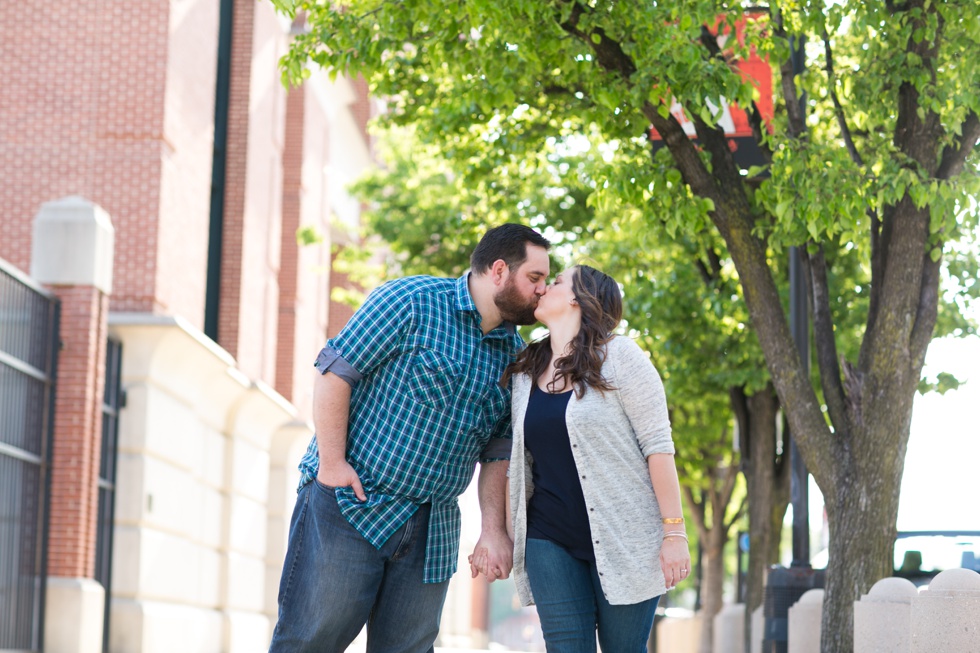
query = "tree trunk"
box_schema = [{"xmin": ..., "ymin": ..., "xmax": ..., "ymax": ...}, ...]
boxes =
[
  {"xmin": 697, "ymin": 525, "xmax": 728, "ymax": 653},
  {"xmin": 817, "ymin": 368, "xmax": 916, "ymax": 652},
  {"xmin": 734, "ymin": 385, "xmax": 789, "ymax": 653}
]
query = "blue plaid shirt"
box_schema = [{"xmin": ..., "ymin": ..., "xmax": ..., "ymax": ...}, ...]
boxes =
[{"xmin": 298, "ymin": 273, "xmax": 524, "ymax": 583}]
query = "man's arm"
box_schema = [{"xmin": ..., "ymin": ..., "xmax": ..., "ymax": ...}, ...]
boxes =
[
  {"xmin": 470, "ymin": 460, "xmax": 513, "ymax": 582},
  {"xmin": 313, "ymin": 370, "xmax": 365, "ymax": 501}
]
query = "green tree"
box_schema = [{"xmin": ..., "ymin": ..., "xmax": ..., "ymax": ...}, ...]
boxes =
[{"xmin": 277, "ymin": 1, "xmax": 980, "ymax": 650}]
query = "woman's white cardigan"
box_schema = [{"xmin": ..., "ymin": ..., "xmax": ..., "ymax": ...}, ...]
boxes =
[{"xmin": 509, "ymin": 336, "xmax": 675, "ymax": 606}]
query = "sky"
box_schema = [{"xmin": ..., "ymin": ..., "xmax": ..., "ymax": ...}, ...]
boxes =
[{"xmin": 896, "ymin": 334, "xmax": 980, "ymax": 531}]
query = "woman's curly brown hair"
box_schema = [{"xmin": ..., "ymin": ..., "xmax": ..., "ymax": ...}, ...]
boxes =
[{"xmin": 502, "ymin": 265, "xmax": 623, "ymax": 398}]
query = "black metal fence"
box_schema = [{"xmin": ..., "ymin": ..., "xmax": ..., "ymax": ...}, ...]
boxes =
[
  {"xmin": 95, "ymin": 338, "xmax": 122, "ymax": 653},
  {"xmin": 0, "ymin": 258, "xmax": 60, "ymax": 652}
]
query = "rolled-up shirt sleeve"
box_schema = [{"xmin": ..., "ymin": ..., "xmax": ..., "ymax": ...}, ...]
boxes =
[
  {"xmin": 313, "ymin": 346, "xmax": 363, "ymax": 386},
  {"xmin": 479, "ymin": 436, "xmax": 512, "ymax": 462},
  {"xmin": 311, "ymin": 278, "xmax": 414, "ymax": 383}
]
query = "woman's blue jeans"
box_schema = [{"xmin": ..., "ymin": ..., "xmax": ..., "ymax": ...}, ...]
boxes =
[
  {"xmin": 525, "ymin": 538, "xmax": 660, "ymax": 653},
  {"xmin": 268, "ymin": 480, "xmax": 449, "ymax": 653}
]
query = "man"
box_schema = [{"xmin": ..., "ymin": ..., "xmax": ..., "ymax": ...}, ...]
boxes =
[{"xmin": 269, "ymin": 224, "xmax": 551, "ymax": 653}]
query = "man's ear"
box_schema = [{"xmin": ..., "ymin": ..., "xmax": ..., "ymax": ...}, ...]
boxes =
[{"xmin": 490, "ymin": 259, "xmax": 509, "ymax": 285}]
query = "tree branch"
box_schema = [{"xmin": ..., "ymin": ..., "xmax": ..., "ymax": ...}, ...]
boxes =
[
  {"xmin": 936, "ymin": 111, "xmax": 980, "ymax": 180},
  {"xmin": 804, "ymin": 245, "xmax": 849, "ymax": 436},
  {"xmin": 558, "ymin": 2, "xmax": 636, "ymax": 80},
  {"xmin": 724, "ymin": 493, "xmax": 748, "ymax": 535},
  {"xmin": 730, "ymin": 386, "xmax": 751, "ymax": 467},
  {"xmin": 719, "ymin": 460, "xmax": 740, "ymax": 514},
  {"xmin": 683, "ymin": 484, "xmax": 710, "ymax": 544},
  {"xmin": 772, "ymin": 11, "xmax": 807, "ymax": 140},
  {"xmin": 823, "ymin": 30, "xmax": 864, "ymax": 166},
  {"xmin": 694, "ymin": 259, "xmax": 714, "ymax": 286},
  {"xmin": 910, "ymin": 251, "xmax": 941, "ymax": 368}
]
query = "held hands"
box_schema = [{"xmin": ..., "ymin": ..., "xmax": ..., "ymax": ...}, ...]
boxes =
[
  {"xmin": 317, "ymin": 460, "xmax": 366, "ymax": 502},
  {"xmin": 467, "ymin": 529, "xmax": 514, "ymax": 583},
  {"xmin": 660, "ymin": 534, "xmax": 692, "ymax": 590}
]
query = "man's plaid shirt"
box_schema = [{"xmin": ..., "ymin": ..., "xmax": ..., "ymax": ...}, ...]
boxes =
[{"xmin": 298, "ymin": 273, "xmax": 524, "ymax": 583}]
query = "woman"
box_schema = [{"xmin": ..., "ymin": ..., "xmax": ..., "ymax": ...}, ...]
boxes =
[{"xmin": 491, "ymin": 265, "xmax": 690, "ymax": 652}]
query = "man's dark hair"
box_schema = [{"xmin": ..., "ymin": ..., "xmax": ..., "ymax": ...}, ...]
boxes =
[{"xmin": 470, "ymin": 224, "xmax": 551, "ymax": 274}]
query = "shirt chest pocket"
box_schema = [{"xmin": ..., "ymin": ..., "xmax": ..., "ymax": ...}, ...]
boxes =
[
  {"xmin": 479, "ymin": 383, "xmax": 509, "ymax": 431},
  {"xmin": 408, "ymin": 349, "xmax": 465, "ymax": 409}
]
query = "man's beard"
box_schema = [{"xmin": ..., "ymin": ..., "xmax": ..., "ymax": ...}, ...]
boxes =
[{"xmin": 494, "ymin": 279, "xmax": 539, "ymax": 325}]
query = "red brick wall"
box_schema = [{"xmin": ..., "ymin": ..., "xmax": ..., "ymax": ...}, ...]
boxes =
[
  {"xmin": 0, "ymin": 0, "xmax": 218, "ymax": 323},
  {"xmin": 47, "ymin": 286, "xmax": 109, "ymax": 578}
]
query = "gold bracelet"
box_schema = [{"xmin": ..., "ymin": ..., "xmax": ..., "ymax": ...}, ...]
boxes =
[{"xmin": 662, "ymin": 517, "xmax": 684, "ymax": 524}]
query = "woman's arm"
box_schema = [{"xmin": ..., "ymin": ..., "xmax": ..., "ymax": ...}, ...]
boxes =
[{"xmin": 648, "ymin": 453, "xmax": 692, "ymax": 590}]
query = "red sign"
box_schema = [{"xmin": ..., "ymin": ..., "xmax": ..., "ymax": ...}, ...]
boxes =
[{"xmin": 650, "ymin": 13, "xmax": 773, "ymax": 168}]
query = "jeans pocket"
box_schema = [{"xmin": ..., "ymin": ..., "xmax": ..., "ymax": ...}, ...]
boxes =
[{"xmin": 313, "ymin": 478, "xmax": 339, "ymax": 493}]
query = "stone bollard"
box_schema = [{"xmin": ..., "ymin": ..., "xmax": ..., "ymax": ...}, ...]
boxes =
[
  {"xmin": 853, "ymin": 577, "xmax": 918, "ymax": 653},
  {"xmin": 712, "ymin": 604, "xmax": 745, "ymax": 653},
  {"xmin": 751, "ymin": 606, "xmax": 764, "ymax": 653},
  {"xmin": 787, "ymin": 589, "xmax": 823, "ymax": 653},
  {"xmin": 910, "ymin": 568, "xmax": 980, "ymax": 652},
  {"xmin": 656, "ymin": 614, "xmax": 701, "ymax": 653}
]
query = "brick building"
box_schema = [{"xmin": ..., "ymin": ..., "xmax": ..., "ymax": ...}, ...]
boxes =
[{"xmin": 0, "ymin": 1, "xmax": 493, "ymax": 652}]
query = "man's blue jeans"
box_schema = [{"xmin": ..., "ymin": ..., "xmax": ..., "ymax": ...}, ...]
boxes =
[
  {"xmin": 525, "ymin": 538, "xmax": 660, "ymax": 653},
  {"xmin": 268, "ymin": 480, "xmax": 450, "ymax": 653}
]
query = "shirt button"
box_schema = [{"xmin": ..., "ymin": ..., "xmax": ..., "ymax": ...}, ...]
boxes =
[
  {"xmin": 595, "ymin": 540, "xmax": 600, "ymax": 544},
  {"xmin": 581, "ymin": 475, "xmax": 586, "ymax": 479}
]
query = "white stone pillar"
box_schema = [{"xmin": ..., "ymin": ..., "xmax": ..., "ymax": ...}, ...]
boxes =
[
  {"xmin": 713, "ymin": 604, "xmax": 745, "ymax": 653},
  {"xmin": 910, "ymin": 568, "xmax": 980, "ymax": 652},
  {"xmin": 853, "ymin": 577, "xmax": 917, "ymax": 653},
  {"xmin": 44, "ymin": 578, "xmax": 106, "ymax": 653},
  {"xmin": 787, "ymin": 589, "xmax": 823, "ymax": 653},
  {"xmin": 656, "ymin": 615, "xmax": 702, "ymax": 652},
  {"xmin": 31, "ymin": 195, "xmax": 114, "ymax": 294}
]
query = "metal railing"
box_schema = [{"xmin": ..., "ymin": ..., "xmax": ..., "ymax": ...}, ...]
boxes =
[{"xmin": 0, "ymin": 258, "xmax": 60, "ymax": 652}]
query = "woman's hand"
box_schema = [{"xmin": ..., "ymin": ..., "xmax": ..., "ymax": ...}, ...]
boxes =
[
  {"xmin": 468, "ymin": 547, "xmax": 489, "ymax": 579},
  {"xmin": 660, "ymin": 535, "xmax": 692, "ymax": 589}
]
